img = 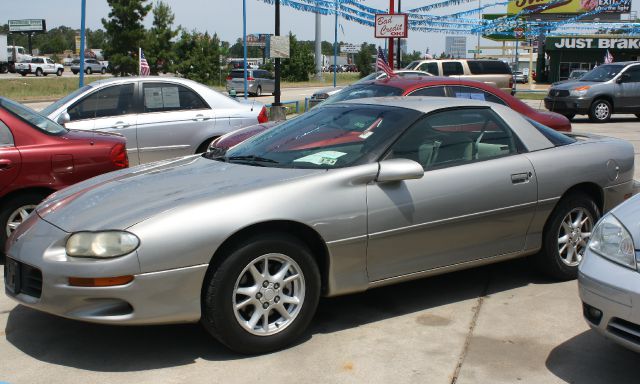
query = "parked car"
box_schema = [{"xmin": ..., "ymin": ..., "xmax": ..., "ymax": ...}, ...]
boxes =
[
  {"xmin": 214, "ymin": 77, "xmax": 572, "ymax": 155},
  {"xmin": 405, "ymin": 59, "xmax": 514, "ymax": 94},
  {"xmin": 513, "ymin": 71, "xmax": 528, "ymax": 84},
  {"xmin": 579, "ymin": 193, "xmax": 640, "ymax": 353},
  {"xmin": 310, "ymin": 70, "xmax": 433, "ymax": 102},
  {"xmin": 6, "ymin": 97, "xmax": 633, "ymax": 354},
  {"xmin": 545, "ymin": 61, "xmax": 640, "ymax": 122},
  {"xmin": 71, "ymin": 58, "xmax": 107, "ymax": 75},
  {"xmin": 226, "ymin": 69, "xmax": 275, "ymax": 97},
  {"xmin": 15, "ymin": 57, "xmax": 64, "ymax": 77},
  {"xmin": 0, "ymin": 96, "xmax": 128, "ymax": 260},
  {"xmin": 41, "ymin": 77, "xmax": 268, "ymax": 166}
]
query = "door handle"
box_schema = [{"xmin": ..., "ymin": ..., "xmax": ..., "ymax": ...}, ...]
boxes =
[
  {"xmin": 193, "ymin": 114, "xmax": 210, "ymax": 121},
  {"xmin": 0, "ymin": 159, "xmax": 13, "ymax": 170},
  {"xmin": 511, "ymin": 172, "xmax": 532, "ymax": 184},
  {"xmin": 113, "ymin": 121, "xmax": 130, "ymax": 129}
]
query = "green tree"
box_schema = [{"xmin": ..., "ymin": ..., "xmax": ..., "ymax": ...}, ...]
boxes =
[
  {"xmin": 145, "ymin": 1, "xmax": 178, "ymax": 74},
  {"xmin": 87, "ymin": 29, "xmax": 108, "ymax": 51},
  {"xmin": 355, "ymin": 43, "xmax": 376, "ymax": 77},
  {"xmin": 281, "ymin": 32, "xmax": 314, "ymax": 81},
  {"xmin": 174, "ymin": 30, "xmax": 222, "ymax": 85},
  {"xmin": 401, "ymin": 50, "xmax": 422, "ymax": 68},
  {"xmin": 102, "ymin": 0, "xmax": 152, "ymax": 76}
]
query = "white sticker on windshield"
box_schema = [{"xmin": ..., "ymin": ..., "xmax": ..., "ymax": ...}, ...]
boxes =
[{"xmin": 294, "ymin": 151, "xmax": 347, "ymax": 166}]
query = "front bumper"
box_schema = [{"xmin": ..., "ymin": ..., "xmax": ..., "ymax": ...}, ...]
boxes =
[
  {"xmin": 578, "ymin": 248, "xmax": 640, "ymax": 353},
  {"xmin": 544, "ymin": 96, "xmax": 592, "ymax": 115},
  {"xmin": 4, "ymin": 214, "xmax": 208, "ymax": 325}
]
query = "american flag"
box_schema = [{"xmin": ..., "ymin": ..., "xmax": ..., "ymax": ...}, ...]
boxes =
[
  {"xmin": 376, "ymin": 47, "xmax": 396, "ymax": 78},
  {"xmin": 604, "ymin": 49, "xmax": 614, "ymax": 64},
  {"xmin": 139, "ymin": 48, "xmax": 150, "ymax": 76}
]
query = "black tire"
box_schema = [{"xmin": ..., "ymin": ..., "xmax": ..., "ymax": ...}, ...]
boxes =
[
  {"xmin": 195, "ymin": 138, "xmax": 217, "ymax": 154},
  {"xmin": 20, "ymin": 73, "xmax": 27, "ymax": 77},
  {"xmin": 256, "ymin": 86, "xmax": 262, "ymax": 97},
  {"xmin": 56, "ymin": 69, "xmax": 63, "ymax": 76},
  {"xmin": 72, "ymin": 70, "xmax": 78, "ymax": 75},
  {"xmin": 86, "ymin": 67, "xmax": 92, "ymax": 75},
  {"xmin": 536, "ymin": 192, "xmax": 599, "ymax": 280},
  {"xmin": 562, "ymin": 113, "xmax": 575, "ymax": 121},
  {"xmin": 201, "ymin": 233, "xmax": 320, "ymax": 354},
  {"xmin": 589, "ymin": 99, "xmax": 612, "ymax": 123},
  {"xmin": 35, "ymin": 68, "xmax": 43, "ymax": 77},
  {"xmin": 101, "ymin": 67, "xmax": 106, "ymax": 74},
  {"xmin": 0, "ymin": 192, "xmax": 49, "ymax": 262},
  {"xmin": 635, "ymin": 114, "xmax": 640, "ymax": 119}
]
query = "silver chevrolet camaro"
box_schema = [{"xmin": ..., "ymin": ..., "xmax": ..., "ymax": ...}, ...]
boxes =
[
  {"xmin": 5, "ymin": 97, "xmax": 635, "ymax": 354},
  {"xmin": 579, "ymin": 193, "xmax": 640, "ymax": 352}
]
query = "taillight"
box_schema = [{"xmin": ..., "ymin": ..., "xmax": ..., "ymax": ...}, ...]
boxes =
[
  {"xmin": 247, "ymin": 76, "xmax": 255, "ymax": 81},
  {"xmin": 226, "ymin": 75, "xmax": 232, "ymax": 80},
  {"xmin": 110, "ymin": 143, "xmax": 129, "ymax": 168},
  {"xmin": 257, "ymin": 106, "xmax": 268, "ymax": 123}
]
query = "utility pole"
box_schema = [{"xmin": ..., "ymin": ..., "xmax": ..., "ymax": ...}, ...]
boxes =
[
  {"xmin": 274, "ymin": 0, "xmax": 281, "ymax": 106},
  {"xmin": 396, "ymin": 0, "xmax": 402, "ymax": 69},
  {"xmin": 243, "ymin": 0, "xmax": 248, "ymax": 99},
  {"xmin": 388, "ymin": 0, "xmax": 394, "ymax": 69},
  {"xmin": 79, "ymin": 0, "xmax": 86, "ymax": 87},
  {"xmin": 315, "ymin": 12, "xmax": 323, "ymax": 81}
]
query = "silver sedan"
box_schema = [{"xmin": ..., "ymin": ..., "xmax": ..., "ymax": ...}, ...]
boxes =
[
  {"xmin": 579, "ymin": 193, "xmax": 640, "ymax": 353},
  {"xmin": 41, "ymin": 77, "xmax": 267, "ymax": 165},
  {"xmin": 5, "ymin": 97, "xmax": 634, "ymax": 354}
]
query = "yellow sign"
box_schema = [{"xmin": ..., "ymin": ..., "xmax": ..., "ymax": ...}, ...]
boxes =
[{"xmin": 507, "ymin": 0, "xmax": 628, "ymax": 15}]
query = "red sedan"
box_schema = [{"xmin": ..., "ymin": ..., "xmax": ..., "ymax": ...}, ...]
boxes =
[
  {"xmin": 0, "ymin": 97, "xmax": 128, "ymax": 257},
  {"xmin": 209, "ymin": 77, "xmax": 571, "ymax": 154}
]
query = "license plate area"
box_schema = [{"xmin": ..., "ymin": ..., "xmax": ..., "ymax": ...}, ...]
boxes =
[{"xmin": 5, "ymin": 258, "xmax": 21, "ymax": 295}]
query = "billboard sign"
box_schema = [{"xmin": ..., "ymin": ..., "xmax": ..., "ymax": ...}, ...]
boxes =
[
  {"xmin": 268, "ymin": 35, "xmax": 290, "ymax": 59},
  {"xmin": 340, "ymin": 44, "xmax": 360, "ymax": 53},
  {"xmin": 246, "ymin": 34, "xmax": 267, "ymax": 47},
  {"xmin": 507, "ymin": 0, "xmax": 631, "ymax": 15},
  {"xmin": 375, "ymin": 14, "xmax": 408, "ymax": 38},
  {"xmin": 482, "ymin": 14, "xmax": 527, "ymax": 42},
  {"xmin": 547, "ymin": 36, "xmax": 640, "ymax": 50},
  {"xmin": 8, "ymin": 19, "xmax": 46, "ymax": 33}
]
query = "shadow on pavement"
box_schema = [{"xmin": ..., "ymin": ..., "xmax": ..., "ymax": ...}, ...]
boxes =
[
  {"xmin": 571, "ymin": 116, "xmax": 639, "ymax": 124},
  {"xmin": 5, "ymin": 257, "xmax": 549, "ymax": 372},
  {"xmin": 546, "ymin": 330, "xmax": 639, "ymax": 383}
]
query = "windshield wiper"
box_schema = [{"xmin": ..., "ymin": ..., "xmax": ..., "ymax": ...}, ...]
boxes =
[{"xmin": 226, "ymin": 155, "xmax": 279, "ymax": 166}]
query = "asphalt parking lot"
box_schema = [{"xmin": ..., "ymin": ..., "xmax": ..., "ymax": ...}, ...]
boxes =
[{"xmin": 1, "ymin": 108, "xmax": 640, "ymax": 384}]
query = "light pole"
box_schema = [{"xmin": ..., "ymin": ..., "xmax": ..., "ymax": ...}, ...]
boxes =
[
  {"xmin": 333, "ymin": 0, "xmax": 338, "ymax": 87},
  {"xmin": 242, "ymin": 0, "xmax": 248, "ymax": 100},
  {"xmin": 79, "ymin": 0, "xmax": 86, "ymax": 87}
]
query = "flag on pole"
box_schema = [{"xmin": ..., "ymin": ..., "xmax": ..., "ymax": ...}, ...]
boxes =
[
  {"xmin": 604, "ymin": 49, "xmax": 614, "ymax": 64},
  {"xmin": 139, "ymin": 48, "xmax": 150, "ymax": 76},
  {"xmin": 376, "ymin": 46, "xmax": 396, "ymax": 78}
]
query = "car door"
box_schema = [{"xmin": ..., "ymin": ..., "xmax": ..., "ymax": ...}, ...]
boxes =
[
  {"xmin": 66, "ymin": 83, "xmax": 140, "ymax": 164},
  {"xmin": 0, "ymin": 120, "xmax": 21, "ymax": 194},
  {"xmin": 366, "ymin": 107, "xmax": 537, "ymax": 281},
  {"xmin": 136, "ymin": 81, "xmax": 214, "ymax": 163},
  {"xmin": 617, "ymin": 65, "xmax": 640, "ymax": 111},
  {"xmin": 45, "ymin": 58, "xmax": 55, "ymax": 74}
]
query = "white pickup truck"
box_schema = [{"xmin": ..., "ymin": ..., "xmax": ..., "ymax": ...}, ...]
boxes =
[{"xmin": 15, "ymin": 57, "xmax": 64, "ymax": 76}]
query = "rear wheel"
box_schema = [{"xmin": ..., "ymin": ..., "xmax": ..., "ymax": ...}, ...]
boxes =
[
  {"xmin": 201, "ymin": 233, "xmax": 320, "ymax": 354},
  {"xmin": 0, "ymin": 192, "xmax": 48, "ymax": 262},
  {"xmin": 256, "ymin": 86, "xmax": 262, "ymax": 97},
  {"xmin": 35, "ymin": 68, "xmax": 43, "ymax": 77},
  {"xmin": 589, "ymin": 99, "xmax": 612, "ymax": 123},
  {"xmin": 101, "ymin": 67, "xmax": 106, "ymax": 74},
  {"xmin": 86, "ymin": 67, "xmax": 92, "ymax": 75},
  {"xmin": 536, "ymin": 192, "xmax": 599, "ymax": 280}
]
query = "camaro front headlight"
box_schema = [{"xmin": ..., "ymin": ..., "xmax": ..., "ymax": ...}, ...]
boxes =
[
  {"xmin": 569, "ymin": 85, "xmax": 590, "ymax": 97},
  {"xmin": 588, "ymin": 214, "xmax": 636, "ymax": 269},
  {"xmin": 66, "ymin": 231, "xmax": 140, "ymax": 258}
]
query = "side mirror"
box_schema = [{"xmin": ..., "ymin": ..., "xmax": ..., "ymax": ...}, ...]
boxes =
[
  {"xmin": 57, "ymin": 112, "xmax": 70, "ymax": 125},
  {"xmin": 617, "ymin": 74, "xmax": 630, "ymax": 84},
  {"xmin": 376, "ymin": 158, "xmax": 424, "ymax": 183}
]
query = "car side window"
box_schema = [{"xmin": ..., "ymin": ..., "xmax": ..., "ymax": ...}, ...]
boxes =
[
  {"xmin": 46, "ymin": 58, "xmax": 53, "ymax": 64},
  {"xmin": 622, "ymin": 66, "xmax": 640, "ymax": 82},
  {"xmin": 447, "ymin": 86, "xmax": 507, "ymax": 106},
  {"xmin": 68, "ymin": 84, "xmax": 135, "ymax": 121},
  {"xmin": 442, "ymin": 62, "xmax": 464, "ymax": 76},
  {"xmin": 0, "ymin": 120, "xmax": 14, "ymax": 146},
  {"xmin": 386, "ymin": 108, "xmax": 517, "ymax": 169},
  {"xmin": 408, "ymin": 86, "xmax": 446, "ymax": 97},
  {"xmin": 143, "ymin": 83, "xmax": 207, "ymax": 112}
]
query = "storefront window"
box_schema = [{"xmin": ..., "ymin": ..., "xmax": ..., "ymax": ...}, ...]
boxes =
[{"xmin": 559, "ymin": 62, "xmax": 596, "ymax": 80}]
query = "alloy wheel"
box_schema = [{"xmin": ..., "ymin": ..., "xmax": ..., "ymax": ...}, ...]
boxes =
[
  {"xmin": 594, "ymin": 102, "xmax": 610, "ymax": 121},
  {"xmin": 557, "ymin": 207, "xmax": 593, "ymax": 266},
  {"xmin": 6, "ymin": 204, "xmax": 37, "ymax": 237},
  {"xmin": 232, "ymin": 253, "xmax": 305, "ymax": 336}
]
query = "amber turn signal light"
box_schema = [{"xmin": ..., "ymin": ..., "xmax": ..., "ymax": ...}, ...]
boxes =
[{"xmin": 68, "ymin": 275, "xmax": 134, "ymax": 287}]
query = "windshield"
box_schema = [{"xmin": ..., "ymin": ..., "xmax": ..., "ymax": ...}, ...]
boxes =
[
  {"xmin": 580, "ymin": 64, "xmax": 624, "ymax": 82},
  {"xmin": 404, "ymin": 61, "xmax": 420, "ymax": 70},
  {"xmin": 354, "ymin": 71, "xmax": 383, "ymax": 84},
  {"xmin": 322, "ymin": 84, "xmax": 404, "ymax": 105},
  {"xmin": 0, "ymin": 98, "xmax": 67, "ymax": 135},
  {"xmin": 41, "ymin": 85, "xmax": 92, "ymax": 116},
  {"xmin": 215, "ymin": 104, "xmax": 421, "ymax": 169}
]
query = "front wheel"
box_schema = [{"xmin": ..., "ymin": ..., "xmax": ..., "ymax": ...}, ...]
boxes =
[
  {"xmin": 56, "ymin": 69, "xmax": 63, "ymax": 76},
  {"xmin": 589, "ymin": 99, "xmax": 612, "ymax": 123},
  {"xmin": 101, "ymin": 67, "xmax": 106, "ymax": 74},
  {"xmin": 0, "ymin": 192, "xmax": 48, "ymax": 261},
  {"xmin": 201, "ymin": 234, "xmax": 320, "ymax": 354},
  {"xmin": 536, "ymin": 192, "xmax": 599, "ymax": 280},
  {"xmin": 86, "ymin": 67, "xmax": 92, "ymax": 75}
]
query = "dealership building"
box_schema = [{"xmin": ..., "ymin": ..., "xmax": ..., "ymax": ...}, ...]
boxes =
[{"xmin": 544, "ymin": 35, "xmax": 640, "ymax": 82}]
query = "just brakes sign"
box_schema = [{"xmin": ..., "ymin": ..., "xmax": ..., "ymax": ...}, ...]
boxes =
[{"xmin": 550, "ymin": 37, "xmax": 640, "ymax": 50}]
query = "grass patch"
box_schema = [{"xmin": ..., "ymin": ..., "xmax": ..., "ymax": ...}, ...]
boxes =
[
  {"xmin": 515, "ymin": 91, "xmax": 546, "ymax": 100},
  {"xmin": 282, "ymin": 72, "xmax": 360, "ymax": 88},
  {"xmin": 0, "ymin": 77, "xmax": 105, "ymax": 102}
]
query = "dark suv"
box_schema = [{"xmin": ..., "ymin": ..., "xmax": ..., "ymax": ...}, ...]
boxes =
[{"xmin": 545, "ymin": 61, "xmax": 640, "ymax": 122}]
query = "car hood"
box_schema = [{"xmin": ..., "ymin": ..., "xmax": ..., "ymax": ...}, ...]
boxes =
[
  {"xmin": 36, "ymin": 155, "xmax": 322, "ymax": 232},
  {"xmin": 210, "ymin": 122, "xmax": 278, "ymax": 151},
  {"xmin": 550, "ymin": 80, "xmax": 604, "ymax": 90}
]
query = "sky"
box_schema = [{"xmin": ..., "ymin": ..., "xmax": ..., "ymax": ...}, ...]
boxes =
[{"xmin": 1, "ymin": 0, "xmax": 639, "ymax": 57}]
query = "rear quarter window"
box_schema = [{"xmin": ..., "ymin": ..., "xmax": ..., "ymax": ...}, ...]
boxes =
[
  {"xmin": 527, "ymin": 118, "xmax": 576, "ymax": 146},
  {"xmin": 468, "ymin": 61, "xmax": 512, "ymax": 75}
]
